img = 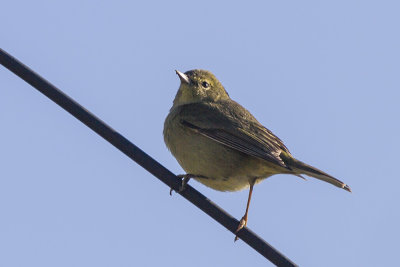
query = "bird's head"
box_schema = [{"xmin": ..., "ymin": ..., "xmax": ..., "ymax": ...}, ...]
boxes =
[{"xmin": 173, "ymin": 69, "xmax": 230, "ymax": 107}]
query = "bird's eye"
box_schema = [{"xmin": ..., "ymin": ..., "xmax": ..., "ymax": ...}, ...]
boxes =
[{"xmin": 201, "ymin": 81, "xmax": 210, "ymax": 88}]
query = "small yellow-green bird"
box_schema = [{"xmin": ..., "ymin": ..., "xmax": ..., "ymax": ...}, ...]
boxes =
[{"xmin": 164, "ymin": 69, "xmax": 351, "ymax": 240}]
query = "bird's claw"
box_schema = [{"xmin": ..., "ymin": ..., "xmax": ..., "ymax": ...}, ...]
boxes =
[
  {"xmin": 234, "ymin": 216, "xmax": 247, "ymax": 242},
  {"xmin": 169, "ymin": 174, "xmax": 191, "ymax": 195}
]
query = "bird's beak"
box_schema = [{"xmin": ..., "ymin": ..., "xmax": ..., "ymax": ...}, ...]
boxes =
[{"xmin": 175, "ymin": 70, "xmax": 190, "ymax": 84}]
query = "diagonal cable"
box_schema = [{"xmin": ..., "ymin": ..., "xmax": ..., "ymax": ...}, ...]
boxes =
[{"xmin": 0, "ymin": 48, "xmax": 297, "ymax": 267}]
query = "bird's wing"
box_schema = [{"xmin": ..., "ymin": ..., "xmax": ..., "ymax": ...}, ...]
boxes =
[{"xmin": 176, "ymin": 100, "xmax": 291, "ymax": 169}]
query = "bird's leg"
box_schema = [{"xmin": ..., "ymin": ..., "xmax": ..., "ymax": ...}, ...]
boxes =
[
  {"xmin": 234, "ymin": 181, "xmax": 255, "ymax": 241},
  {"xmin": 169, "ymin": 174, "xmax": 206, "ymax": 195}
]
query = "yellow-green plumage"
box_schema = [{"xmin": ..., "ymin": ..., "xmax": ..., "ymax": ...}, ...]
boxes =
[{"xmin": 164, "ymin": 69, "xmax": 351, "ymax": 193}]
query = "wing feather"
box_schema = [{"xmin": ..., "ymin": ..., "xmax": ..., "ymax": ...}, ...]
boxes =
[{"xmin": 177, "ymin": 100, "xmax": 291, "ymax": 169}]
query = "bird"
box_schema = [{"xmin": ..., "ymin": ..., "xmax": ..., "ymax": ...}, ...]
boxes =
[{"xmin": 163, "ymin": 69, "xmax": 351, "ymax": 241}]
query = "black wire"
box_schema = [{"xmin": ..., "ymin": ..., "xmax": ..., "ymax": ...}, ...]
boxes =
[{"xmin": 0, "ymin": 48, "xmax": 297, "ymax": 267}]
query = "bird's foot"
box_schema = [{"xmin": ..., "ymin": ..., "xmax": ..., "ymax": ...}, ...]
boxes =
[
  {"xmin": 169, "ymin": 174, "xmax": 193, "ymax": 195},
  {"xmin": 234, "ymin": 216, "xmax": 248, "ymax": 242}
]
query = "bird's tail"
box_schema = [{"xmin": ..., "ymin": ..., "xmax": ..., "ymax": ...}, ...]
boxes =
[{"xmin": 280, "ymin": 152, "xmax": 351, "ymax": 192}]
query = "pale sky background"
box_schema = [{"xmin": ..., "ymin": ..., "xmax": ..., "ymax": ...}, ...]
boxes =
[{"xmin": 1, "ymin": 1, "xmax": 399, "ymax": 266}]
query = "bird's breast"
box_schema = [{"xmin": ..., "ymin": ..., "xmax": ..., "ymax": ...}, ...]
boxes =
[{"xmin": 164, "ymin": 113, "xmax": 273, "ymax": 191}]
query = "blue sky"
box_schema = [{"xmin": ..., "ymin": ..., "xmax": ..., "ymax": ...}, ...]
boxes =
[{"xmin": 1, "ymin": 1, "xmax": 399, "ymax": 266}]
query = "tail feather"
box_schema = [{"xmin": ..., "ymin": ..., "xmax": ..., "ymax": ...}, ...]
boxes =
[{"xmin": 280, "ymin": 152, "xmax": 351, "ymax": 192}]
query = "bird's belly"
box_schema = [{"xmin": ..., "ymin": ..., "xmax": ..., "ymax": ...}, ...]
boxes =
[
  {"xmin": 194, "ymin": 175, "xmax": 263, "ymax": 192},
  {"xmin": 164, "ymin": 123, "xmax": 274, "ymax": 191}
]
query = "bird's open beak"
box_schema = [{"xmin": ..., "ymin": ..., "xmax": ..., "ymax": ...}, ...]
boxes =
[{"xmin": 175, "ymin": 70, "xmax": 190, "ymax": 84}]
